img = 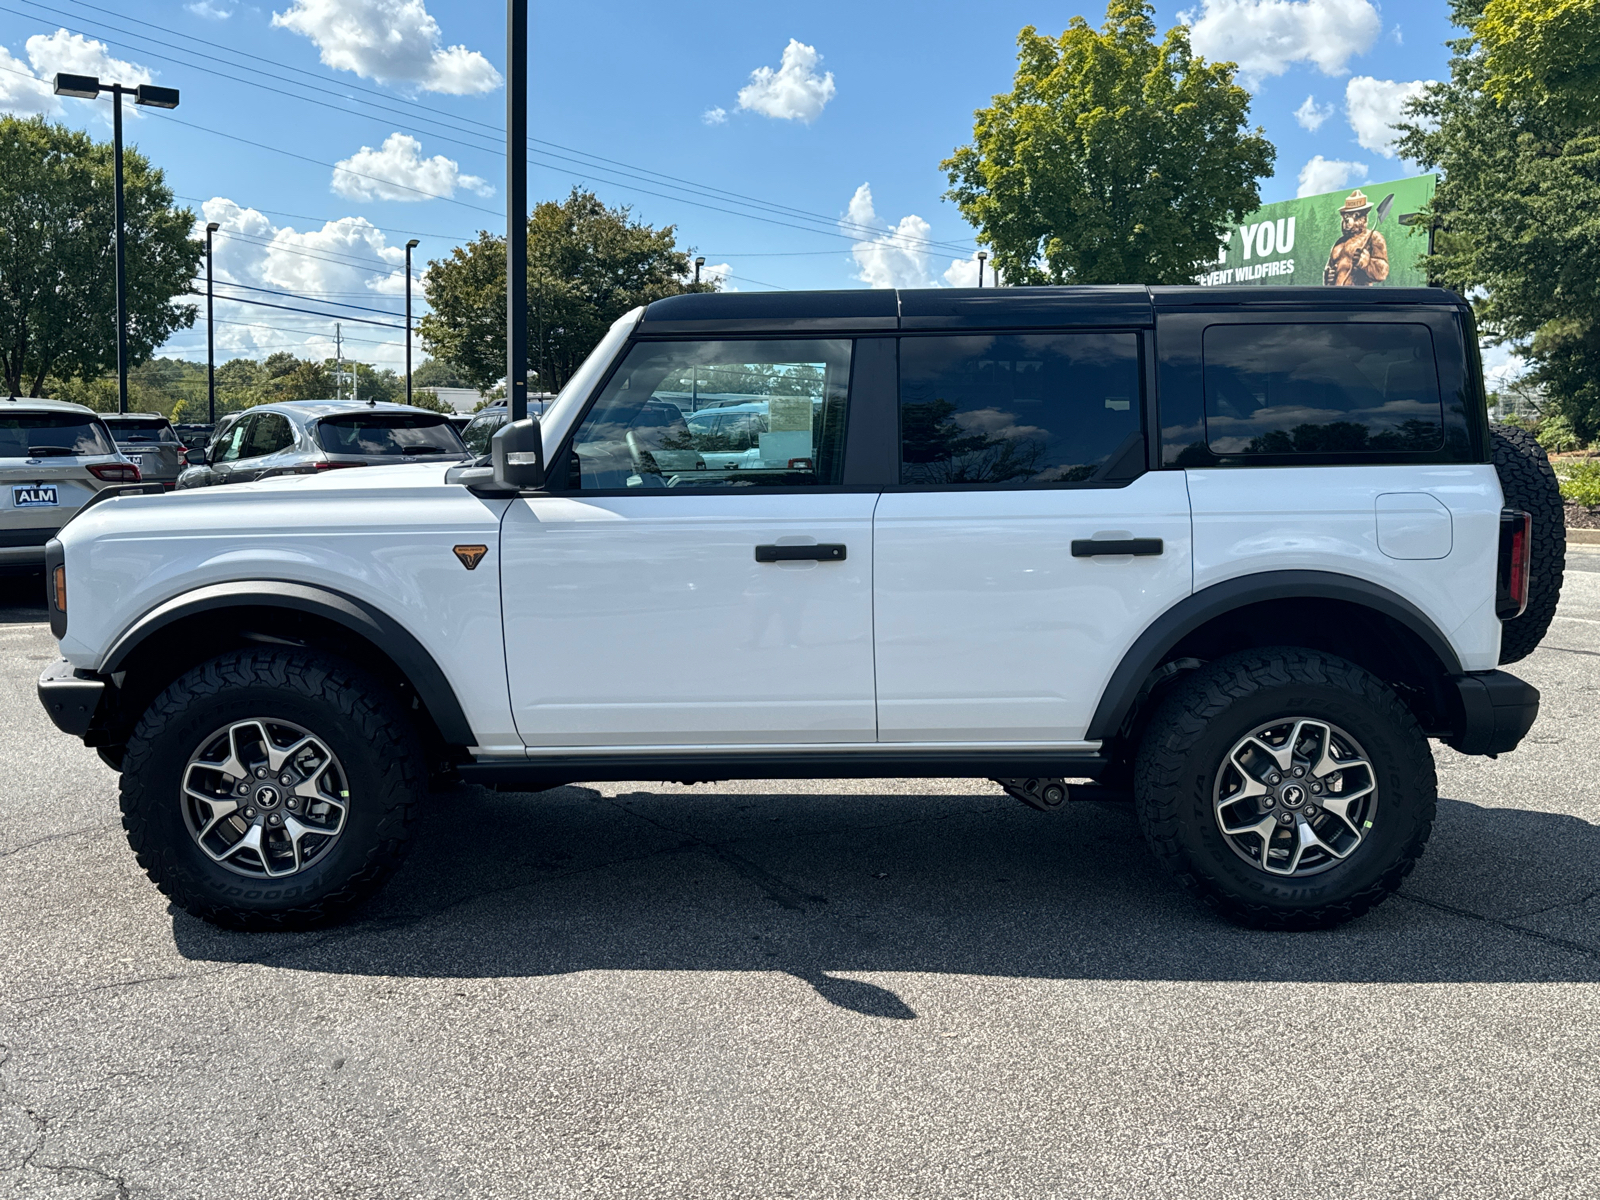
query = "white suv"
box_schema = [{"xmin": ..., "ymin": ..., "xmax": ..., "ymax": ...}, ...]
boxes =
[{"xmin": 35, "ymin": 287, "xmax": 1563, "ymax": 933}]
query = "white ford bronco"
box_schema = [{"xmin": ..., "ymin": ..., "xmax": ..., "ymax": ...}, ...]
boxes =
[{"xmin": 36, "ymin": 287, "xmax": 1563, "ymax": 932}]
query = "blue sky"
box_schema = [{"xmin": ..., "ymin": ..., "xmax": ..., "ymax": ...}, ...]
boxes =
[{"xmin": 0, "ymin": 0, "xmax": 1458, "ymax": 371}]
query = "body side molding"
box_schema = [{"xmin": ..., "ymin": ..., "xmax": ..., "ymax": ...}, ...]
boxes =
[
  {"xmin": 98, "ymin": 580, "xmax": 477, "ymax": 746},
  {"xmin": 1085, "ymin": 570, "xmax": 1466, "ymax": 741}
]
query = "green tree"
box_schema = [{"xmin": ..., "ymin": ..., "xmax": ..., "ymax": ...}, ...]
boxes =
[
  {"xmin": 1398, "ymin": 0, "xmax": 1600, "ymax": 439},
  {"xmin": 419, "ymin": 188, "xmax": 712, "ymax": 394},
  {"xmin": 0, "ymin": 116, "xmax": 199, "ymax": 396},
  {"xmin": 942, "ymin": 1, "xmax": 1275, "ymax": 285},
  {"xmin": 412, "ymin": 356, "xmax": 475, "ymax": 389},
  {"xmin": 1479, "ymin": 0, "xmax": 1600, "ymax": 121}
]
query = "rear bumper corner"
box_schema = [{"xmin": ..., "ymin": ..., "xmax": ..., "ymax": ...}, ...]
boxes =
[{"xmin": 1445, "ymin": 670, "xmax": 1539, "ymax": 757}]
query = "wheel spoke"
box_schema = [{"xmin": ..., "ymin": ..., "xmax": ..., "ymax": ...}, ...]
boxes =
[
  {"xmin": 1237, "ymin": 735, "xmax": 1293, "ymax": 776},
  {"xmin": 1295, "ymin": 813, "xmax": 1349, "ymax": 863},
  {"xmin": 1221, "ymin": 813, "xmax": 1281, "ymax": 870},
  {"xmin": 264, "ymin": 734, "xmax": 323, "ymax": 777}
]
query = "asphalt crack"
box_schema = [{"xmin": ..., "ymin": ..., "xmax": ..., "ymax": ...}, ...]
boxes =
[{"xmin": 1396, "ymin": 890, "xmax": 1600, "ymax": 961}]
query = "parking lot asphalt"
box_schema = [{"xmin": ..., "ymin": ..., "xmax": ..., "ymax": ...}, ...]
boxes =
[{"xmin": 3, "ymin": 556, "xmax": 1600, "ymax": 1199}]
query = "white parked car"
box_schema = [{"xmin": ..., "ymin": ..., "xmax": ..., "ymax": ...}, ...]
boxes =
[{"xmin": 36, "ymin": 287, "xmax": 1560, "ymax": 934}]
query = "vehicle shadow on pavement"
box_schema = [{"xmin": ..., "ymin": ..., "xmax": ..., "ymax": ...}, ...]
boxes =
[
  {"xmin": 171, "ymin": 784, "xmax": 1600, "ymax": 1015},
  {"xmin": 0, "ymin": 568, "xmax": 46, "ymax": 624}
]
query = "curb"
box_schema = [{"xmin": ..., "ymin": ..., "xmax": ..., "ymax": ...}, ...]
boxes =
[{"xmin": 1569, "ymin": 528, "xmax": 1600, "ymax": 546}]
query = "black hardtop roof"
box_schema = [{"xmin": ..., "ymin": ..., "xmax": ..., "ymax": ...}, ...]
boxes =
[{"xmin": 640, "ymin": 285, "xmax": 1467, "ymax": 333}]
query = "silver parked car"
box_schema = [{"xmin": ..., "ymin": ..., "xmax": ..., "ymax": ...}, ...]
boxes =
[
  {"xmin": 176, "ymin": 399, "xmax": 470, "ymax": 488},
  {"xmin": 101, "ymin": 412, "xmax": 188, "ymax": 490},
  {"xmin": 0, "ymin": 398, "xmax": 140, "ymax": 566}
]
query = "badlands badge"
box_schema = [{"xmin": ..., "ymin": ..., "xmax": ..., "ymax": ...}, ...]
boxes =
[{"xmin": 453, "ymin": 545, "xmax": 488, "ymax": 571}]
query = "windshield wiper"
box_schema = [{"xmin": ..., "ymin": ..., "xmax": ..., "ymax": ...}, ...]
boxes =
[
  {"xmin": 26, "ymin": 446, "xmax": 78, "ymax": 457},
  {"xmin": 399, "ymin": 446, "xmax": 452, "ymax": 455},
  {"xmin": 119, "ymin": 435, "xmax": 154, "ymax": 442}
]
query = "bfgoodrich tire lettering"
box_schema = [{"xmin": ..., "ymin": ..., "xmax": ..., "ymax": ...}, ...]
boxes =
[
  {"xmin": 1134, "ymin": 647, "xmax": 1436, "ymax": 930},
  {"xmin": 119, "ymin": 649, "xmax": 423, "ymax": 930},
  {"xmin": 1490, "ymin": 422, "xmax": 1565, "ymax": 664}
]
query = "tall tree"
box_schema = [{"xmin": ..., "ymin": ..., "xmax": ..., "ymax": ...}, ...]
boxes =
[
  {"xmin": 942, "ymin": 0, "xmax": 1274, "ymax": 285},
  {"xmin": 419, "ymin": 188, "xmax": 711, "ymax": 394},
  {"xmin": 1398, "ymin": 0, "xmax": 1600, "ymax": 438},
  {"xmin": 0, "ymin": 116, "xmax": 198, "ymax": 396}
]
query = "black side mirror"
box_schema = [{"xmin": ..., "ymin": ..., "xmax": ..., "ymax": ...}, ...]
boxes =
[
  {"xmin": 185, "ymin": 448, "xmax": 207, "ymax": 466},
  {"xmin": 491, "ymin": 418, "xmax": 544, "ymax": 490}
]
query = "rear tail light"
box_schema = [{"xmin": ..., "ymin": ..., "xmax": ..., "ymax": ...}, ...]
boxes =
[
  {"xmin": 88, "ymin": 462, "xmax": 141, "ymax": 483},
  {"xmin": 312, "ymin": 461, "xmax": 367, "ymax": 471},
  {"xmin": 1496, "ymin": 509, "xmax": 1532, "ymax": 620},
  {"xmin": 52, "ymin": 564, "xmax": 66, "ymax": 613}
]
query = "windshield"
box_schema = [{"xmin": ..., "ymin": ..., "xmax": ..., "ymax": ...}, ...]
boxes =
[
  {"xmin": 315, "ymin": 413, "xmax": 466, "ymax": 457},
  {"xmin": 0, "ymin": 413, "xmax": 115, "ymax": 458},
  {"xmin": 103, "ymin": 417, "xmax": 178, "ymax": 442},
  {"xmin": 537, "ymin": 306, "xmax": 643, "ymax": 453}
]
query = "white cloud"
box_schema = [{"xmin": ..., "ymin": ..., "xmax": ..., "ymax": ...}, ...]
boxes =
[
  {"xmin": 942, "ymin": 251, "xmax": 1002, "ymax": 288},
  {"xmin": 1345, "ymin": 75, "xmax": 1433, "ymax": 157},
  {"xmin": 1295, "ymin": 94, "xmax": 1334, "ymax": 130},
  {"xmin": 0, "ymin": 46, "xmax": 59, "ymax": 116},
  {"xmin": 272, "ymin": 0, "xmax": 501, "ymax": 94},
  {"xmin": 185, "ymin": 197, "xmax": 413, "ymax": 367},
  {"xmin": 187, "ymin": 1, "xmax": 233, "ymax": 18},
  {"xmin": 702, "ymin": 106, "xmax": 727, "ymax": 126},
  {"xmin": 843, "ymin": 184, "xmax": 937, "ymax": 289},
  {"xmin": 1297, "ymin": 154, "xmax": 1368, "ymax": 197},
  {"xmin": 683, "ymin": 259, "xmax": 733, "ymax": 290},
  {"xmin": 737, "ymin": 39, "xmax": 835, "ymax": 123},
  {"xmin": 332, "ymin": 132, "xmax": 491, "ymax": 202},
  {"xmin": 1183, "ymin": 0, "xmax": 1381, "ymax": 87}
]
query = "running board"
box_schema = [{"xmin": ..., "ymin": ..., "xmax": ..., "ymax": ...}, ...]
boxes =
[{"xmin": 458, "ymin": 748, "xmax": 1108, "ymax": 791}]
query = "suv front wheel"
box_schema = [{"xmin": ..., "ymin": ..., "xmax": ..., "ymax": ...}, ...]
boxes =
[
  {"xmin": 1134, "ymin": 648, "xmax": 1436, "ymax": 930},
  {"xmin": 119, "ymin": 649, "xmax": 424, "ymax": 930}
]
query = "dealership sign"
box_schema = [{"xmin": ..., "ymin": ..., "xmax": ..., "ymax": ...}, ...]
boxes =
[{"xmin": 1198, "ymin": 173, "xmax": 1437, "ymax": 288}]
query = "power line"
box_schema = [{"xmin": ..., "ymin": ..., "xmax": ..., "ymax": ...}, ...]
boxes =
[
  {"xmin": 172, "ymin": 193, "xmax": 475, "ymax": 242},
  {"xmin": 195, "ymin": 277, "xmax": 418, "ymax": 317},
  {"xmin": 182, "ymin": 288, "xmax": 407, "ymax": 329}
]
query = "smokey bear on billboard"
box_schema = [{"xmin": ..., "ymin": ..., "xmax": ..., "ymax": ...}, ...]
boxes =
[{"xmin": 1198, "ymin": 174, "xmax": 1435, "ymax": 288}]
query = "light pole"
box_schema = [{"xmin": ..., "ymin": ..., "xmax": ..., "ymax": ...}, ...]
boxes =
[
  {"xmin": 404, "ymin": 238, "xmax": 419, "ymax": 407},
  {"xmin": 694, "ymin": 256, "xmax": 704, "ymax": 286},
  {"xmin": 52, "ymin": 74, "xmax": 179, "ymax": 414},
  {"xmin": 506, "ymin": 0, "xmax": 528, "ymax": 423},
  {"xmin": 205, "ymin": 221, "xmax": 219, "ymax": 424},
  {"xmin": 977, "ymin": 251, "xmax": 987, "ymax": 289}
]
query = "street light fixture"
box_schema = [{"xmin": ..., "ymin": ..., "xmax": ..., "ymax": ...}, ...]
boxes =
[
  {"xmin": 404, "ymin": 238, "xmax": 420, "ymax": 407},
  {"xmin": 977, "ymin": 251, "xmax": 988, "ymax": 289},
  {"xmin": 694, "ymin": 256, "xmax": 705, "ymax": 286},
  {"xmin": 205, "ymin": 222, "xmax": 219, "ymax": 424},
  {"xmin": 52, "ymin": 73, "xmax": 181, "ymax": 414}
]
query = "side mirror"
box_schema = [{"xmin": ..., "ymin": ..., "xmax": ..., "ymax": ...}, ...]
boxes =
[
  {"xmin": 185, "ymin": 448, "xmax": 207, "ymax": 466},
  {"xmin": 491, "ymin": 418, "xmax": 544, "ymax": 490}
]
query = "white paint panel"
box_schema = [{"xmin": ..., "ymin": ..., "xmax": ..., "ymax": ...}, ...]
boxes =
[
  {"xmin": 873, "ymin": 472, "xmax": 1193, "ymax": 742},
  {"xmin": 501, "ymin": 492, "xmax": 878, "ymax": 746},
  {"xmin": 1376, "ymin": 491, "xmax": 1453, "ymax": 560},
  {"xmin": 1187, "ymin": 464, "xmax": 1504, "ymax": 671}
]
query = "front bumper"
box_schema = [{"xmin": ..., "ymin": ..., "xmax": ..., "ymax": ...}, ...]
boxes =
[
  {"xmin": 1446, "ymin": 670, "xmax": 1540, "ymax": 756},
  {"xmin": 37, "ymin": 658, "xmax": 105, "ymax": 740}
]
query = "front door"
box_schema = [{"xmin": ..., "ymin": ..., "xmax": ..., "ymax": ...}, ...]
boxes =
[
  {"xmin": 873, "ymin": 330, "xmax": 1193, "ymax": 744},
  {"xmin": 501, "ymin": 337, "xmax": 878, "ymax": 748}
]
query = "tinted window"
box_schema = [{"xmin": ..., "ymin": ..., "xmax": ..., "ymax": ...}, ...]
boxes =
[
  {"xmin": 103, "ymin": 417, "xmax": 178, "ymax": 442},
  {"xmin": 460, "ymin": 410, "xmax": 507, "ymax": 456},
  {"xmin": 1203, "ymin": 323, "xmax": 1443, "ymax": 456},
  {"xmin": 899, "ymin": 333, "xmax": 1142, "ymax": 486},
  {"xmin": 571, "ymin": 339, "xmax": 850, "ymax": 490},
  {"xmin": 245, "ymin": 413, "xmax": 295, "ymax": 457},
  {"xmin": 316, "ymin": 414, "xmax": 465, "ymax": 457},
  {"xmin": 0, "ymin": 413, "xmax": 115, "ymax": 458}
]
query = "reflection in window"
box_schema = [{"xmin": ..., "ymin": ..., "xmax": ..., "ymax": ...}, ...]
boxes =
[
  {"xmin": 1203, "ymin": 323, "xmax": 1444, "ymax": 455},
  {"xmin": 898, "ymin": 333, "xmax": 1142, "ymax": 486},
  {"xmin": 571, "ymin": 340, "xmax": 851, "ymax": 489}
]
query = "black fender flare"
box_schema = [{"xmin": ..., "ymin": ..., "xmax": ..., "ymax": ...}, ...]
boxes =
[
  {"xmin": 99, "ymin": 580, "xmax": 477, "ymax": 746},
  {"xmin": 1085, "ymin": 570, "xmax": 1465, "ymax": 741}
]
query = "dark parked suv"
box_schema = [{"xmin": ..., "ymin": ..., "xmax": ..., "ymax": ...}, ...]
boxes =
[
  {"xmin": 176, "ymin": 399, "xmax": 470, "ymax": 487},
  {"xmin": 101, "ymin": 413, "xmax": 188, "ymax": 489}
]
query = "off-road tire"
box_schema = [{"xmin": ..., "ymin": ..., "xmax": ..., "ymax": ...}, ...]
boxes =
[
  {"xmin": 1134, "ymin": 647, "xmax": 1436, "ymax": 930},
  {"xmin": 1491, "ymin": 422, "xmax": 1565, "ymax": 664},
  {"xmin": 119, "ymin": 649, "xmax": 424, "ymax": 931}
]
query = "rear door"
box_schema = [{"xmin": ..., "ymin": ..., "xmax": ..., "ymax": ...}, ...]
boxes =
[
  {"xmin": 499, "ymin": 336, "xmax": 880, "ymax": 748},
  {"xmin": 873, "ymin": 330, "xmax": 1193, "ymax": 744}
]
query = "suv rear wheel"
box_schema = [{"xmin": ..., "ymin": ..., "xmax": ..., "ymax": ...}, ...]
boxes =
[
  {"xmin": 119, "ymin": 649, "xmax": 423, "ymax": 930},
  {"xmin": 1134, "ymin": 647, "xmax": 1436, "ymax": 929}
]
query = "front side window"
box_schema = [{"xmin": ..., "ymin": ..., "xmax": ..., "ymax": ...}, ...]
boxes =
[
  {"xmin": 570, "ymin": 339, "xmax": 851, "ymax": 490},
  {"xmin": 899, "ymin": 333, "xmax": 1143, "ymax": 486},
  {"xmin": 316, "ymin": 414, "xmax": 464, "ymax": 457},
  {"xmin": 0, "ymin": 414, "xmax": 115, "ymax": 458},
  {"xmin": 212, "ymin": 416, "xmax": 251, "ymax": 463},
  {"xmin": 1203, "ymin": 323, "xmax": 1443, "ymax": 456}
]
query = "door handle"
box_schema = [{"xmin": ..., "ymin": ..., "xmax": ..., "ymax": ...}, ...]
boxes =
[
  {"xmin": 755, "ymin": 544, "xmax": 847, "ymax": 563},
  {"xmin": 1071, "ymin": 538, "xmax": 1163, "ymax": 557}
]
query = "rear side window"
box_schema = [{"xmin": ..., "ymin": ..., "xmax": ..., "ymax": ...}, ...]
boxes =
[
  {"xmin": 316, "ymin": 414, "xmax": 465, "ymax": 457},
  {"xmin": 460, "ymin": 411, "xmax": 507, "ymax": 456},
  {"xmin": 102, "ymin": 417, "xmax": 177, "ymax": 442},
  {"xmin": 1203, "ymin": 323, "xmax": 1443, "ymax": 456},
  {"xmin": 0, "ymin": 414, "xmax": 115, "ymax": 458},
  {"xmin": 898, "ymin": 333, "xmax": 1142, "ymax": 486}
]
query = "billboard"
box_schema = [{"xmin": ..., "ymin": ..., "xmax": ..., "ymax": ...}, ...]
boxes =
[{"xmin": 1198, "ymin": 173, "xmax": 1437, "ymax": 288}]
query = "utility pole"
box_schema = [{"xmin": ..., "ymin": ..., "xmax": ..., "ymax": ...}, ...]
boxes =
[
  {"xmin": 694, "ymin": 256, "xmax": 704, "ymax": 286},
  {"xmin": 205, "ymin": 221, "xmax": 219, "ymax": 423},
  {"xmin": 506, "ymin": 0, "xmax": 528, "ymax": 423},
  {"xmin": 405, "ymin": 238, "xmax": 419, "ymax": 407}
]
